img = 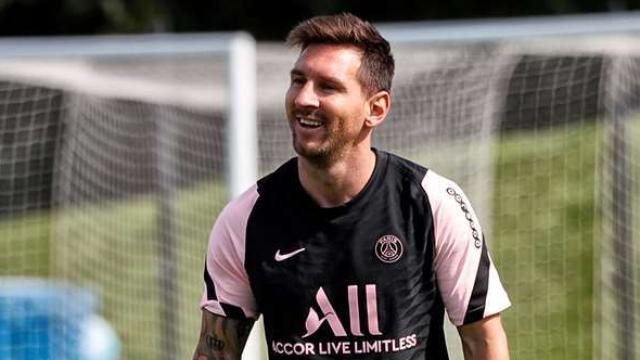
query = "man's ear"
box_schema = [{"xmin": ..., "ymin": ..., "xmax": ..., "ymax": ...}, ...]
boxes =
[{"xmin": 364, "ymin": 90, "xmax": 391, "ymax": 128}]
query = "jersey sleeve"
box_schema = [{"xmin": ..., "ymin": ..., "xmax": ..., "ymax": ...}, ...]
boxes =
[
  {"xmin": 422, "ymin": 171, "xmax": 511, "ymax": 326},
  {"xmin": 200, "ymin": 185, "xmax": 260, "ymax": 320}
]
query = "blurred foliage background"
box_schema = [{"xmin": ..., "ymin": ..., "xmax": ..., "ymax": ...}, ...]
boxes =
[{"xmin": 0, "ymin": 0, "xmax": 639, "ymax": 39}]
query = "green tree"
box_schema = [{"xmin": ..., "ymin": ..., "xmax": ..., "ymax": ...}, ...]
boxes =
[{"xmin": 0, "ymin": 0, "xmax": 638, "ymax": 38}]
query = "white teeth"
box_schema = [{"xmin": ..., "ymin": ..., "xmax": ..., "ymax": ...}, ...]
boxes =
[{"xmin": 299, "ymin": 118, "xmax": 322, "ymax": 127}]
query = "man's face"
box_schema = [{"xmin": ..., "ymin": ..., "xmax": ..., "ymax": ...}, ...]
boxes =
[{"xmin": 285, "ymin": 44, "xmax": 370, "ymax": 164}]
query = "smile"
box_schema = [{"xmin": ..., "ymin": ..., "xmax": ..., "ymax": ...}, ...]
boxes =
[{"xmin": 298, "ymin": 117, "xmax": 322, "ymax": 128}]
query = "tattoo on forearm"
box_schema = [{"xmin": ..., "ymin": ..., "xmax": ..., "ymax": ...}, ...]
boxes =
[
  {"xmin": 193, "ymin": 312, "xmax": 255, "ymax": 360},
  {"xmin": 205, "ymin": 333, "xmax": 225, "ymax": 351}
]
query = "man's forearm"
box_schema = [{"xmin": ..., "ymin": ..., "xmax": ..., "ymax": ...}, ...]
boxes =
[
  {"xmin": 193, "ymin": 310, "xmax": 254, "ymax": 360},
  {"xmin": 460, "ymin": 333, "xmax": 510, "ymax": 360},
  {"xmin": 193, "ymin": 329, "xmax": 236, "ymax": 360},
  {"xmin": 458, "ymin": 314, "xmax": 510, "ymax": 360}
]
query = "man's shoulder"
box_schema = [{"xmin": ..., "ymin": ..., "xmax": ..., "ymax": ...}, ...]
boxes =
[
  {"xmin": 215, "ymin": 183, "xmax": 260, "ymax": 228},
  {"xmin": 256, "ymin": 157, "xmax": 297, "ymax": 196},
  {"xmin": 218, "ymin": 158, "xmax": 296, "ymax": 221},
  {"xmin": 380, "ymin": 150, "xmax": 462, "ymax": 199},
  {"xmin": 381, "ymin": 150, "xmax": 429, "ymax": 184}
]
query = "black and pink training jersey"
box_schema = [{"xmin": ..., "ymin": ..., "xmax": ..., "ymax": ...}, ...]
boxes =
[{"xmin": 201, "ymin": 149, "xmax": 510, "ymax": 359}]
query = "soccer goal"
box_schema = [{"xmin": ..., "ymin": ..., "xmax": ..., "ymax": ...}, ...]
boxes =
[
  {"xmin": 376, "ymin": 14, "xmax": 640, "ymax": 360},
  {"xmin": 253, "ymin": 13, "xmax": 640, "ymax": 360},
  {"xmin": 0, "ymin": 33, "xmax": 258, "ymax": 359}
]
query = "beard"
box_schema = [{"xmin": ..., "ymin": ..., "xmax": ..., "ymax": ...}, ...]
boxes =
[
  {"xmin": 290, "ymin": 122, "xmax": 353, "ymax": 169},
  {"xmin": 287, "ymin": 109, "xmax": 365, "ymax": 168},
  {"xmin": 291, "ymin": 131, "xmax": 335, "ymax": 168}
]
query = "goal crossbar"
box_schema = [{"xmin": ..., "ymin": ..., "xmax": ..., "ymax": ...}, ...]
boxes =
[{"xmin": 378, "ymin": 11, "xmax": 640, "ymax": 44}]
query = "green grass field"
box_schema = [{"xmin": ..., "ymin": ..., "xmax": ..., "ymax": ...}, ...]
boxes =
[
  {"xmin": 492, "ymin": 123, "xmax": 599, "ymax": 360},
  {"xmin": 0, "ymin": 121, "xmax": 625, "ymax": 359},
  {"xmin": 0, "ymin": 181, "xmax": 227, "ymax": 359}
]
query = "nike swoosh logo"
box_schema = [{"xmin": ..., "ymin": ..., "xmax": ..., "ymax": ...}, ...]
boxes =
[{"xmin": 275, "ymin": 248, "xmax": 306, "ymax": 262}]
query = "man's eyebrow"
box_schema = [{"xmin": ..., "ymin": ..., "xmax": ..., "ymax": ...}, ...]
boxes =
[{"xmin": 291, "ymin": 69, "xmax": 346, "ymax": 87}]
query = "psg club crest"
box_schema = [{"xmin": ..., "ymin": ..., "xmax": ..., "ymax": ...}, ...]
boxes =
[{"xmin": 374, "ymin": 235, "xmax": 404, "ymax": 263}]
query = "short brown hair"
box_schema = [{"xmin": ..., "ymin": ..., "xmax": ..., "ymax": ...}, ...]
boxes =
[{"xmin": 286, "ymin": 13, "xmax": 395, "ymax": 94}]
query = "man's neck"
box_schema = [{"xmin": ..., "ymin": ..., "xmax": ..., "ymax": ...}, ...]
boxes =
[{"xmin": 297, "ymin": 147, "xmax": 377, "ymax": 208}]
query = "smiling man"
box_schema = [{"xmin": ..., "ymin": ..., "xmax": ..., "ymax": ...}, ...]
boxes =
[{"xmin": 194, "ymin": 13, "xmax": 511, "ymax": 360}]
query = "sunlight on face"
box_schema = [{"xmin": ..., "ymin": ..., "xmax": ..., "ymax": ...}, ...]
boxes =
[{"xmin": 285, "ymin": 44, "xmax": 370, "ymax": 164}]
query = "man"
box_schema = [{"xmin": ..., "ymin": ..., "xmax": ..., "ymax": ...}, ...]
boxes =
[{"xmin": 194, "ymin": 13, "xmax": 510, "ymax": 360}]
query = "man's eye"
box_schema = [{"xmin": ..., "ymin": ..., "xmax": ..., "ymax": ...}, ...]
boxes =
[
  {"xmin": 291, "ymin": 77, "xmax": 305, "ymax": 85},
  {"xmin": 320, "ymin": 83, "xmax": 337, "ymax": 91}
]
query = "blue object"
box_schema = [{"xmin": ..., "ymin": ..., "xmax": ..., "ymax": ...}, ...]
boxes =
[
  {"xmin": 78, "ymin": 315, "xmax": 121, "ymax": 360},
  {"xmin": 0, "ymin": 278, "xmax": 97, "ymax": 360}
]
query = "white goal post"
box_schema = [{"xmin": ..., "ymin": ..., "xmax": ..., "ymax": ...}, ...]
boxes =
[
  {"xmin": 0, "ymin": 33, "xmax": 259, "ymax": 360},
  {"xmin": 0, "ymin": 32, "xmax": 257, "ymax": 196},
  {"xmin": 374, "ymin": 12, "xmax": 640, "ymax": 360}
]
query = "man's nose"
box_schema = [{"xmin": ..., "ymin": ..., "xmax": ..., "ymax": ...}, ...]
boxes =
[{"xmin": 294, "ymin": 82, "xmax": 319, "ymax": 108}]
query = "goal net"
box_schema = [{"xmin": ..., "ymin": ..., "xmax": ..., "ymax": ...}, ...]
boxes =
[
  {"xmin": 1, "ymin": 16, "xmax": 639, "ymax": 360},
  {"xmin": 256, "ymin": 29, "xmax": 640, "ymax": 360},
  {"xmin": 0, "ymin": 34, "xmax": 255, "ymax": 359}
]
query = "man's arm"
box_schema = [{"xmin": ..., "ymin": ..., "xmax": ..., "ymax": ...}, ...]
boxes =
[
  {"xmin": 193, "ymin": 310, "xmax": 255, "ymax": 360},
  {"xmin": 457, "ymin": 314, "xmax": 510, "ymax": 360}
]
